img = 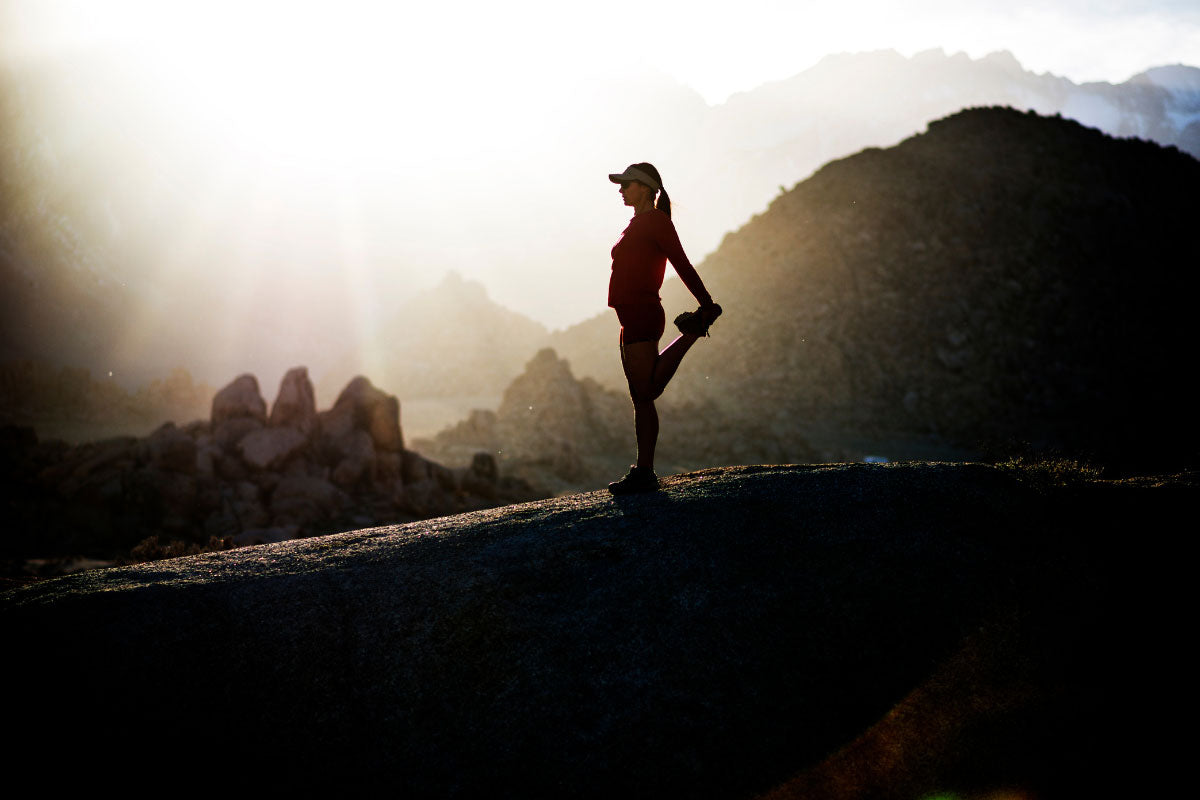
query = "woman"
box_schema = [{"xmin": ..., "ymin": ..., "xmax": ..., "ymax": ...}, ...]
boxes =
[{"xmin": 606, "ymin": 162, "xmax": 721, "ymax": 495}]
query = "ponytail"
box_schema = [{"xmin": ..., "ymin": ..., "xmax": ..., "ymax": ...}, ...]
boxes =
[
  {"xmin": 631, "ymin": 162, "xmax": 671, "ymax": 220},
  {"xmin": 656, "ymin": 188, "xmax": 672, "ymax": 220}
]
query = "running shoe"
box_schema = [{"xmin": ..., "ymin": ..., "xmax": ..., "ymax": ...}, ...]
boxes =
[
  {"xmin": 608, "ymin": 465, "xmax": 659, "ymax": 495},
  {"xmin": 674, "ymin": 303, "xmax": 723, "ymax": 337}
]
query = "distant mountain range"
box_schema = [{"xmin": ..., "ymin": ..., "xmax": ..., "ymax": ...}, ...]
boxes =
[{"xmin": 671, "ymin": 50, "xmax": 1200, "ymax": 260}]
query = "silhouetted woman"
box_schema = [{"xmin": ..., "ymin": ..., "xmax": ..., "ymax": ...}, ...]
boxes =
[{"xmin": 606, "ymin": 162, "xmax": 721, "ymax": 494}]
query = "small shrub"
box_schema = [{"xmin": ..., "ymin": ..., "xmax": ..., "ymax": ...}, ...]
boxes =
[{"xmin": 124, "ymin": 535, "xmax": 233, "ymax": 566}]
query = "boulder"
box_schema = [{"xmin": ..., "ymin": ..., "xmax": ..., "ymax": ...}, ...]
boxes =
[
  {"xmin": 401, "ymin": 450, "xmax": 433, "ymax": 484},
  {"xmin": 211, "ymin": 374, "xmax": 267, "ymax": 426},
  {"xmin": 203, "ymin": 482, "xmax": 269, "ymax": 538},
  {"xmin": 42, "ymin": 436, "xmax": 138, "ymax": 488},
  {"xmin": 143, "ymin": 422, "xmax": 197, "ymax": 473},
  {"xmin": 239, "ymin": 427, "xmax": 308, "ymax": 471},
  {"xmin": 270, "ymin": 475, "xmax": 347, "ymax": 529},
  {"xmin": 470, "ymin": 452, "xmax": 498, "ymax": 483},
  {"xmin": 400, "ymin": 477, "xmax": 452, "ymax": 517},
  {"xmin": 213, "ymin": 417, "xmax": 264, "ymax": 451},
  {"xmin": 430, "ymin": 461, "xmax": 460, "ymax": 493},
  {"xmin": 331, "ymin": 430, "xmax": 376, "ymax": 488},
  {"xmin": 215, "ymin": 450, "xmax": 250, "ymax": 482},
  {"xmin": 122, "ymin": 467, "xmax": 198, "ymax": 534},
  {"xmin": 376, "ymin": 451, "xmax": 402, "ymax": 483},
  {"xmin": 194, "ymin": 437, "xmax": 221, "ymax": 479},
  {"xmin": 325, "ymin": 376, "xmax": 403, "ymax": 453},
  {"xmin": 269, "ymin": 367, "xmax": 317, "ymax": 434},
  {"xmin": 461, "ymin": 452, "xmax": 499, "ymax": 498}
]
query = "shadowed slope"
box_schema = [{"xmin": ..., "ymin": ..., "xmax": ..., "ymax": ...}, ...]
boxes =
[{"xmin": 5, "ymin": 463, "xmax": 1189, "ymax": 796}]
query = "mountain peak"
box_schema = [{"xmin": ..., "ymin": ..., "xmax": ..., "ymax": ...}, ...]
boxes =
[
  {"xmin": 432, "ymin": 269, "xmax": 488, "ymax": 302},
  {"xmin": 1129, "ymin": 63, "xmax": 1200, "ymax": 93},
  {"xmin": 980, "ymin": 49, "xmax": 1023, "ymax": 72}
]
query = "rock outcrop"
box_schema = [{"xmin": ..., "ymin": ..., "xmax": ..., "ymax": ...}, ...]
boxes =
[
  {"xmin": 268, "ymin": 366, "xmax": 318, "ymax": 434},
  {"xmin": 210, "ymin": 373, "xmax": 268, "ymax": 425},
  {"xmin": 1, "ymin": 369, "xmax": 542, "ymax": 576},
  {"xmin": 4, "ymin": 463, "xmax": 1192, "ymax": 795},
  {"xmin": 414, "ymin": 348, "xmax": 819, "ymax": 491}
]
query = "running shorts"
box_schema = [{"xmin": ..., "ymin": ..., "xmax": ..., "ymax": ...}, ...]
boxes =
[{"xmin": 614, "ymin": 303, "xmax": 666, "ymax": 344}]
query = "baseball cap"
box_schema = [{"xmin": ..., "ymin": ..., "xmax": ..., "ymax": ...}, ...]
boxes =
[{"xmin": 608, "ymin": 165, "xmax": 661, "ymax": 192}]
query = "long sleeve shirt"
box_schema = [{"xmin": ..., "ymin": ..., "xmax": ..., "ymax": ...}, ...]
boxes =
[{"xmin": 608, "ymin": 209, "xmax": 713, "ymax": 308}]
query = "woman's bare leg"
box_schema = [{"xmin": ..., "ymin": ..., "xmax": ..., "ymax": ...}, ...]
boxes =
[
  {"xmin": 622, "ymin": 330, "xmax": 703, "ymax": 469},
  {"xmin": 621, "ymin": 339, "xmax": 661, "ymax": 470},
  {"xmin": 650, "ymin": 333, "xmax": 700, "ymax": 400},
  {"xmin": 633, "ymin": 400, "xmax": 658, "ymax": 470}
]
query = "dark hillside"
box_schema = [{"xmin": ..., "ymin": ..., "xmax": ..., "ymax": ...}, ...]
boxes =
[
  {"xmin": 557, "ymin": 107, "xmax": 1200, "ymax": 471},
  {"xmin": 5, "ymin": 463, "xmax": 1193, "ymax": 796}
]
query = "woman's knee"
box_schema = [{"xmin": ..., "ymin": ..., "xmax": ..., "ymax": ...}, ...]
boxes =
[{"xmin": 628, "ymin": 380, "xmax": 655, "ymax": 406}]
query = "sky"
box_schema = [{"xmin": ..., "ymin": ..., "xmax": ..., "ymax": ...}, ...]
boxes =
[
  {"xmin": 2, "ymin": 0, "xmax": 1198, "ymax": 349},
  {"xmin": 4, "ymin": 1, "xmax": 1199, "ymax": 105}
]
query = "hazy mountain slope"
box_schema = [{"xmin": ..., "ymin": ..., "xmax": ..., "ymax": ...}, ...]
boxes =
[
  {"xmin": 556, "ymin": 107, "xmax": 1200, "ymax": 470},
  {"xmin": 676, "ymin": 50, "xmax": 1200, "ymax": 258},
  {"xmin": 317, "ymin": 271, "xmax": 550, "ymax": 405}
]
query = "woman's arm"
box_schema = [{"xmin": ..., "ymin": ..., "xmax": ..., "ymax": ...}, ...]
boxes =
[{"xmin": 653, "ymin": 214, "xmax": 714, "ymax": 307}]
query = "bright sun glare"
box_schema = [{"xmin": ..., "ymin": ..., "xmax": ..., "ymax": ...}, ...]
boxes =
[
  {"xmin": 4, "ymin": 0, "xmax": 1197, "ymax": 361},
  {"xmin": 15, "ymin": 0, "xmax": 594, "ymax": 175},
  {"xmin": 105, "ymin": 3, "xmax": 512, "ymax": 168}
]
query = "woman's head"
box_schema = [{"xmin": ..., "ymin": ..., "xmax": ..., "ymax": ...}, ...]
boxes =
[{"xmin": 609, "ymin": 162, "xmax": 672, "ymax": 219}]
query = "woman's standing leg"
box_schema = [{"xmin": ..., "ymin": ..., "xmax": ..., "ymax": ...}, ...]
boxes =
[
  {"xmin": 620, "ymin": 338, "xmax": 660, "ymax": 471},
  {"xmin": 621, "ymin": 332, "xmax": 702, "ymax": 471},
  {"xmin": 612, "ymin": 306, "xmax": 709, "ymax": 492}
]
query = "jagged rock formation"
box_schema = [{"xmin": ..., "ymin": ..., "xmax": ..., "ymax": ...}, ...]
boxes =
[
  {"xmin": 414, "ymin": 348, "xmax": 816, "ymax": 491},
  {"xmin": 0, "ymin": 368, "xmax": 542, "ymax": 578},
  {"xmin": 554, "ymin": 107, "xmax": 1200, "ymax": 471},
  {"xmin": 4, "ymin": 463, "xmax": 1192, "ymax": 795}
]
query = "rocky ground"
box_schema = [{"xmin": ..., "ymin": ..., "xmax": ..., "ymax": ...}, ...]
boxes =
[{"xmin": 5, "ymin": 462, "xmax": 1192, "ymax": 797}]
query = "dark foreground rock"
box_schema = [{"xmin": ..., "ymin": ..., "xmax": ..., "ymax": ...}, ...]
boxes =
[{"xmin": 4, "ymin": 463, "xmax": 1193, "ymax": 796}]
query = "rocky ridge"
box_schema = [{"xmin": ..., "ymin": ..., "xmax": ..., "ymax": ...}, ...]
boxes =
[{"xmin": 1, "ymin": 367, "xmax": 541, "ymax": 577}]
